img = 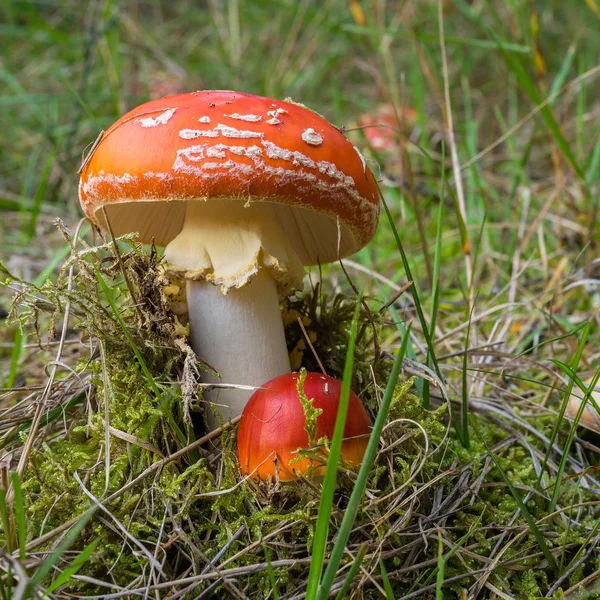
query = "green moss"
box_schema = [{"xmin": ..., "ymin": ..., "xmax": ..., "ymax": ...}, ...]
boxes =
[
  {"xmin": 511, "ymin": 569, "xmax": 547, "ymax": 599},
  {"xmin": 296, "ymin": 368, "xmax": 323, "ymax": 447}
]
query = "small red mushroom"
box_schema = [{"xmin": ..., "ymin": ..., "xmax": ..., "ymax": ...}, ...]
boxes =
[
  {"xmin": 357, "ymin": 103, "xmax": 417, "ymax": 153},
  {"xmin": 237, "ymin": 371, "xmax": 371, "ymax": 481}
]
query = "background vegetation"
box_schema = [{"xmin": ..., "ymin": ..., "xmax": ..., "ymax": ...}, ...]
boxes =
[{"xmin": 1, "ymin": 0, "xmax": 600, "ymax": 598}]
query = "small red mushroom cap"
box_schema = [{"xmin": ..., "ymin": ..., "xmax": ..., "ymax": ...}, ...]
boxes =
[{"xmin": 237, "ymin": 371, "xmax": 371, "ymax": 481}]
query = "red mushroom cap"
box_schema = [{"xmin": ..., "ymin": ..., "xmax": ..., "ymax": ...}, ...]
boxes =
[
  {"xmin": 79, "ymin": 90, "xmax": 379, "ymax": 266},
  {"xmin": 237, "ymin": 371, "xmax": 371, "ymax": 481}
]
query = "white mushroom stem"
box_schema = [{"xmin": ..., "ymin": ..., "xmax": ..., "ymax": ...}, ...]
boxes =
[
  {"xmin": 186, "ymin": 271, "xmax": 291, "ymax": 428},
  {"xmin": 164, "ymin": 200, "xmax": 304, "ymax": 429}
]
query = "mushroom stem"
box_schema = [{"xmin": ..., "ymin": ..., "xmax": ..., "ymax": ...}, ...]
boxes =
[
  {"xmin": 164, "ymin": 200, "xmax": 304, "ymax": 428},
  {"xmin": 187, "ymin": 270, "xmax": 291, "ymax": 429}
]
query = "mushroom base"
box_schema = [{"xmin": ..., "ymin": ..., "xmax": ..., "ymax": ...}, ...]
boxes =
[{"xmin": 186, "ymin": 270, "xmax": 291, "ymax": 430}]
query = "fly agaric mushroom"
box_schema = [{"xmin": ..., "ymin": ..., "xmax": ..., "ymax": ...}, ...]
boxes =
[
  {"xmin": 79, "ymin": 91, "xmax": 379, "ymax": 427},
  {"xmin": 237, "ymin": 371, "xmax": 371, "ymax": 481}
]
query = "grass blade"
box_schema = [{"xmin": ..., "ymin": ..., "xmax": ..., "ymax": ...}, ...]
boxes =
[
  {"xmin": 26, "ymin": 507, "xmax": 97, "ymax": 594},
  {"xmin": 380, "ymin": 192, "xmax": 442, "ymax": 383},
  {"xmin": 379, "ymin": 559, "xmax": 394, "ymax": 600},
  {"xmin": 2, "ymin": 393, "xmax": 85, "ymax": 450},
  {"xmin": 333, "ymin": 545, "xmax": 366, "ymax": 600},
  {"xmin": 33, "ymin": 224, "xmax": 91, "ymax": 286},
  {"xmin": 377, "ymin": 280, "xmax": 421, "ymax": 397},
  {"xmin": 549, "ymin": 43, "xmax": 577, "ymax": 98},
  {"xmin": 263, "ymin": 542, "xmax": 279, "ymax": 600},
  {"xmin": 460, "ymin": 304, "xmax": 476, "ymax": 449},
  {"xmin": 43, "ymin": 538, "xmax": 99, "ymax": 595},
  {"xmin": 92, "ymin": 265, "xmax": 160, "ymax": 398},
  {"xmin": 6, "ymin": 326, "xmax": 24, "ymax": 388},
  {"xmin": 10, "ymin": 472, "xmax": 27, "ymax": 561},
  {"xmin": 549, "ymin": 358, "xmax": 600, "ymax": 514},
  {"xmin": 425, "ymin": 144, "xmax": 446, "ymax": 410},
  {"xmin": 0, "ymin": 488, "xmax": 13, "ymax": 554},
  {"xmin": 539, "ymin": 322, "xmax": 589, "ymax": 493},
  {"xmin": 585, "ymin": 137, "xmax": 600, "ymax": 188},
  {"xmin": 379, "ymin": 558, "xmax": 395, "ymax": 600},
  {"xmin": 316, "ymin": 325, "xmax": 410, "ymax": 599},
  {"xmin": 305, "ymin": 295, "xmax": 361, "ymax": 600},
  {"xmin": 422, "ymin": 510, "xmax": 484, "ymax": 589},
  {"xmin": 27, "ymin": 148, "xmax": 55, "ymax": 241},
  {"xmin": 342, "ymin": 23, "xmax": 530, "ymax": 52},
  {"xmin": 436, "ymin": 531, "xmax": 445, "ymax": 600}
]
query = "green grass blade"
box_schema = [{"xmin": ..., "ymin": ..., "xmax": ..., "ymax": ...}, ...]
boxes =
[
  {"xmin": 2, "ymin": 393, "xmax": 85, "ymax": 449},
  {"xmin": 436, "ymin": 531, "xmax": 445, "ymax": 600},
  {"xmin": 378, "ymin": 284, "xmax": 421, "ymax": 397},
  {"xmin": 26, "ymin": 507, "xmax": 96, "ymax": 594},
  {"xmin": 0, "ymin": 488, "xmax": 13, "ymax": 553},
  {"xmin": 539, "ymin": 322, "xmax": 589, "ymax": 492},
  {"xmin": 19, "ymin": 144, "xmax": 41, "ymax": 235},
  {"xmin": 518, "ymin": 321, "xmax": 587, "ymax": 358},
  {"xmin": 585, "ymin": 137, "xmax": 600, "ymax": 188},
  {"xmin": 27, "ymin": 148, "xmax": 55, "ymax": 241},
  {"xmin": 460, "ymin": 304, "xmax": 475, "ymax": 449},
  {"xmin": 379, "ymin": 559, "xmax": 394, "ymax": 600},
  {"xmin": 342, "ymin": 24, "xmax": 530, "ymax": 52},
  {"xmin": 43, "ymin": 538, "xmax": 99, "ymax": 596},
  {"xmin": 548, "ymin": 358, "xmax": 600, "ymax": 514},
  {"xmin": 305, "ymin": 295, "xmax": 361, "ymax": 600},
  {"xmin": 316, "ymin": 326, "xmax": 410, "ymax": 599},
  {"xmin": 6, "ymin": 326, "xmax": 24, "ymax": 388},
  {"xmin": 56, "ymin": 71, "xmax": 99, "ymax": 122},
  {"xmin": 473, "ymin": 419, "xmax": 558, "ymax": 572},
  {"xmin": 429, "ymin": 162, "xmax": 445, "ymax": 348},
  {"xmin": 494, "ymin": 106, "xmax": 532, "ymax": 204},
  {"xmin": 422, "ymin": 510, "xmax": 484, "ymax": 589},
  {"xmin": 426, "ymin": 147, "xmax": 446, "ymax": 410},
  {"xmin": 378, "ymin": 288, "xmax": 417, "ymax": 359},
  {"xmin": 549, "ymin": 43, "xmax": 577, "ymax": 98},
  {"xmin": 93, "ymin": 265, "xmax": 160, "ymax": 397},
  {"xmin": 0, "ymin": 65, "xmax": 58, "ymax": 149},
  {"xmin": 0, "ymin": 571, "xmax": 7, "ymax": 600},
  {"xmin": 0, "ymin": 198, "xmax": 23, "ymax": 211},
  {"xmin": 380, "ymin": 193, "xmax": 442, "ymax": 383},
  {"xmin": 562, "ymin": 517, "xmax": 600, "ymax": 576},
  {"xmin": 263, "ymin": 542, "xmax": 279, "ymax": 600},
  {"xmin": 333, "ymin": 546, "xmax": 366, "ymax": 600},
  {"xmin": 10, "ymin": 473, "xmax": 26, "ymax": 561},
  {"xmin": 33, "ymin": 229, "xmax": 90, "ymax": 286}
]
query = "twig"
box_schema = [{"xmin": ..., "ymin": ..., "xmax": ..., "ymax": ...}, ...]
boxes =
[{"xmin": 297, "ymin": 316, "xmax": 327, "ymax": 376}]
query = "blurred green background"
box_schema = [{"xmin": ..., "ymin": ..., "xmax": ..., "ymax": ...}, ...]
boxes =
[
  {"xmin": 1, "ymin": 0, "xmax": 600, "ymax": 336},
  {"xmin": 2, "ymin": 0, "xmax": 598, "ymax": 223}
]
